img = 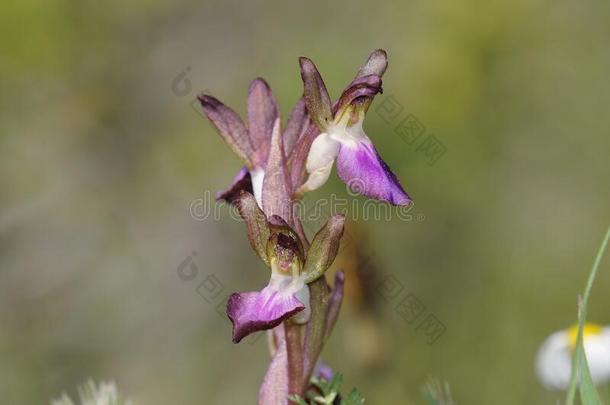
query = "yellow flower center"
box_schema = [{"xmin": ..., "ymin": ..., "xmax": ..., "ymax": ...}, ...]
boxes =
[{"xmin": 567, "ymin": 323, "xmax": 603, "ymax": 349}]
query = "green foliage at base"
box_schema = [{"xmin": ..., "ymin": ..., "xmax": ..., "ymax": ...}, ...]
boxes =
[{"xmin": 289, "ymin": 373, "xmax": 365, "ymax": 405}]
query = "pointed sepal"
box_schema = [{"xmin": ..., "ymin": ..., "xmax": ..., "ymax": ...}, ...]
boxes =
[
  {"xmin": 197, "ymin": 94, "xmax": 254, "ymax": 167},
  {"xmin": 283, "ymin": 98, "xmax": 309, "ymax": 158},
  {"xmin": 262, "ymin": 119, "xmax": 293, "ymax": 223},
  {"xmin": 303, "ymin": 215, "xmax": 345, "ymax": 283},
  {"xmin": 247, "ymin": 78, "xmax": 279, "ymax": 166},
  {"xmin": 299, "ymin": 57, "xmax": 333, "ymax": 131},
  {"xmin": 235, "ymin": 191, "xmax": 271, "ymax": 265},
  {"xmin": 355, "ymin": 49, "xmax": 388, "ymax": 79}
]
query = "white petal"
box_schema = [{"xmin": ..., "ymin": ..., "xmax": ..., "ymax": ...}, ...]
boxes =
[
  {"xmin": 328, "ymin": 118, "xmax": 367, "ymax": 146},
  {"xmin": 299, "ymin": 159, "xmax": 334, "ymax": 194},
  {"xmin": 250, "ymin": 166, "xmax": 265, "ymax": 208},
  {"xmin": 536, "ymin": 330, "xmax": 572, "ymax": 390},
  {"xmin": 306, "ymin": 132, "xmax": 340, "ymax": 173},
  {"xmin": 584, "ymin": 329, "xmax": 610, "ymax": 385},
  {"xmin": 291, "ymin": 283, "xmax": 311, "ymax": 324},
  {"xmin": 298, "ymin": 132, "xmax": 340, "ymax": 193},
  {"xmin": 267, "ymin": 272, "xmax": 310, "ymax": 324}
]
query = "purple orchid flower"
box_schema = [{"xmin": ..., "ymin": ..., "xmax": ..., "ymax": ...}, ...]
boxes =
[
  {"xmin": 295, "ymin": 50, "xmax": 411, "ymax": 206},
  {"xmin": 226, "ymin": 192, "xmax": 345, "ymax": 343},
  {"xmin": 195, "ymin": 52, "xmax": 398, "ymax": 402},
  {"xmin": 197, "ymin": 80, "xmax": 309, "ymax": 206}
]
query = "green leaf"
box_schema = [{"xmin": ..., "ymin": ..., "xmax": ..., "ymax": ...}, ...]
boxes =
[
  {"xmin": 288, "ymin": 394, "xmax": 309, "ymax": 405},
  {"xmin": 327, "ymin": 373, "xmax": 343, "ymax": 397},
  {"xmin": 311, "ymin": 373, "xmax": 341, "ymax": 404},
  {"xmin": 343, "ymin": 388, "xmax": 366, "ymax": 405},
  {"xmin": 299, "ymin": 372, "xmax": 366, "ymax": 405},
  {"xmin": 565, "ymin": 225, "xmax": 610, "ymax": 405}
]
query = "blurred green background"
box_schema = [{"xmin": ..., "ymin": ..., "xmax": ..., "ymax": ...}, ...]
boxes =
[{"xmin": 2, "ymin": 0, "xmax": 610, "ymax": 403}]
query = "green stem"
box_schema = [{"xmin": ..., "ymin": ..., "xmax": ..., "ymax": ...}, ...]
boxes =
[{"xmin": 566, "ymin": 225, "xmax": 610, "ymax": 404}]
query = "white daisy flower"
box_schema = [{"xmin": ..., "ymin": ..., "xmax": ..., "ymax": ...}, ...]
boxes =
[{"xmin": 536, "ymin": 323, "xmax": 610, "ymax": 390}]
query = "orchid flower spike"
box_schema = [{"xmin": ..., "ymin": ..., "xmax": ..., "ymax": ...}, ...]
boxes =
[
  {"xmin": 296, "ymin": 49, "xmax": 411, "ymax": 206},
  {"xmin": 197, "ymin": 80, "xmax": 309, "ymax": 207},
  {"xmin": 227, "ymin": 192, "xmax": 345, "ymax": 343},
  {"xmin": 536, "ymin": 323, "xmax": 610, "ymax": 390}
]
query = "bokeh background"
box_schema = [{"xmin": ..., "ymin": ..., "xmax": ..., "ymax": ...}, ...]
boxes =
[{"xmin": 2, "ymin": 0, "xmax": 610, "ymax": 403}]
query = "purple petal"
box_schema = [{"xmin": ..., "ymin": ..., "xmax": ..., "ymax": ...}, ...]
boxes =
[
  {"xmin": 299, "ymin": 57, "xmax": 332, "ymax": 130},
  {"xmin": 333, "ymin": 50, "xmax": 388, "ymax": 118},
  {"xmin": 227, "ymin": 286, "xmax": 305, "ymax": 343},
  {"xmin": 313, "ymin": 360, "xmax": 334, "ymax": 381},
  {"xmin": 215, "ymin": 167, "xmax": 253, "ymax": 204},
  {"xmin": 262, "ymin": 119, "xmax": 293, "ymax": 224},
  {"xmin": 336, "ymin": 138, "xmax": 410, "ymax": 205},
  {"xmin": 333, "ymin": 75, "xmax": 382, "ymax": 117},
  {"xmin": 289, "ymin": 125, "xmax": 321, "ymax": 193},
  {"xmin": 258, "ymin": 327, "xmax": 289, "ymax": 405},
  {"xmin": 283, "ymin": 98, "xmax": 309, "ymax": 158},
  {"xmin": 197, "ymin": 94, "xmax": 254, "ymax": 166},
  {"xmin": 247, "ymin": 78, "xmax": 279, "ymax": 166}
]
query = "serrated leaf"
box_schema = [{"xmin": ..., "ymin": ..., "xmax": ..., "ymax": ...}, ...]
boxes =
[
  {"xmin": 301, "ymin": 372, "xmax": 365, "ymax": 405},
  {"xmin": 328, "ymin": 373, "xmax": 343, "ymax": 397},
  {"xmin": 343, "ymin": 388, "xmax": 366, "ymax": 405},
  {"xmin": 288, "ymin": 394, "xmax": 309, "ymax": 405}
]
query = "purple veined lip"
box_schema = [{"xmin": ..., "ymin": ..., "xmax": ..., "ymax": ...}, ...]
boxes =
[
  {"xmin": 299, "ymin": 124, "xmax": 410, "ymax": 206},
  {"xmin": 336, "ymin": 136, "xmax": 411, "ymax": 206},
  {"xmin": 227, "ymin": 275, "xmax": 309, "ymax": 343}
]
